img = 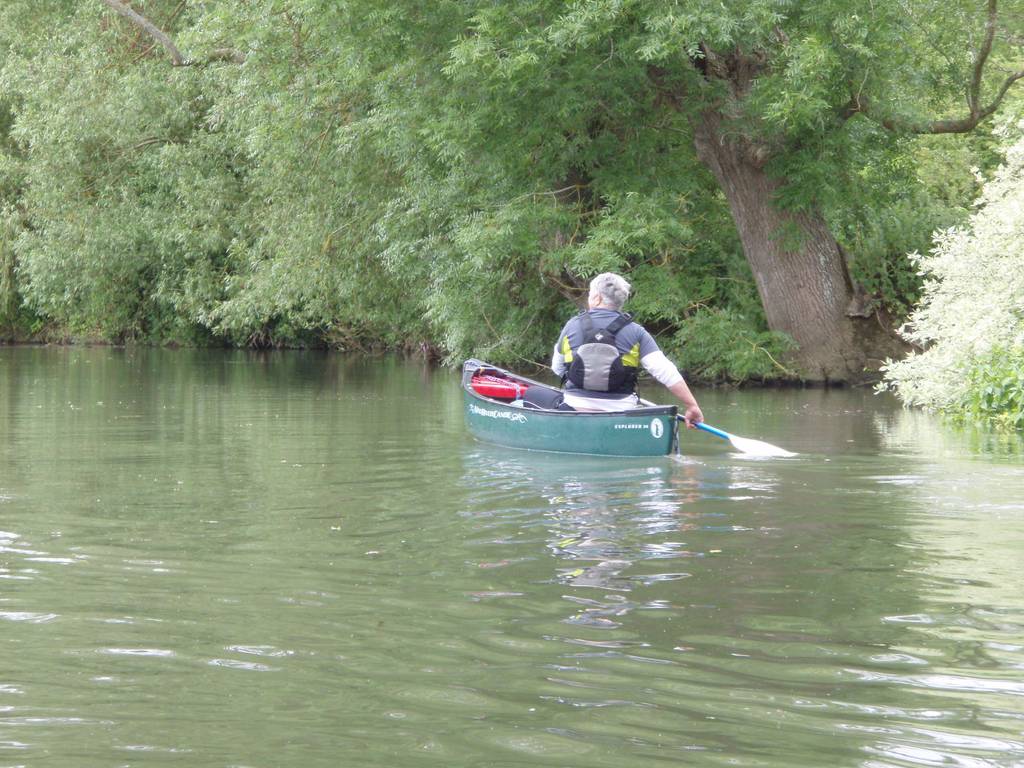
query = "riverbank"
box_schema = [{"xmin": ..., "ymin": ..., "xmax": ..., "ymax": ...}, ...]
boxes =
[{"xmin": 0, "ymin": 338, "xmax": 879, "ymax": 390}]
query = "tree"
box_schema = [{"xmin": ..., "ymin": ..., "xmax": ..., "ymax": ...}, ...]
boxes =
[
  {"xmin": 434, "ymin": 0, "xmax": 1024, "ymax": 381},
  {"xmin": 882, "ymin": 124, "xmax": 1024, "ymax": 427},
  {"xmin": 1, "ymin": 1, "xmax": 426, "ymax": 348},
  {"xmin": 3, "ymin": 0, "xmax": 1016, "ymax": 378}
]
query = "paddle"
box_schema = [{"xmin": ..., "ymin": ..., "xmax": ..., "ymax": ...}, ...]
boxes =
[{"xmin": 678, "ymin": 417, "xmax": 796, "ymax": 457}]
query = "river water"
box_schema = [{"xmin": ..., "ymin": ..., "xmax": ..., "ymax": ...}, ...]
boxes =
[{"xmin": 1, "ymin": 347, "xmax": 1022, "ymax": 767}]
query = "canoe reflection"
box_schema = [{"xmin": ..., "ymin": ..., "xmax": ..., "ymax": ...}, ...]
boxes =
[{"xmin": 460, "ymin": 447, "xmax": 726, "ymax": 628}]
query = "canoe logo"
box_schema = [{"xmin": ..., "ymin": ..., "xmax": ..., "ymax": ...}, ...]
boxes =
[
  {"xmin": 469, "ymin": 403, "xmax": 527, "ymax": 424},
  {"xmin": 650, "ymin": 419, "xmax": 663, "ymax": 439}
]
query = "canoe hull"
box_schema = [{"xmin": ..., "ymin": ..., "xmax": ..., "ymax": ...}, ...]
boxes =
[{"xmin": 462, "ymin": 360, "xmax": 677, "ymax": 457}]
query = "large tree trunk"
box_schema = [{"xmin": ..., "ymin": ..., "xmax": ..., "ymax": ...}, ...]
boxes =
[{"xmin": 693, "ymin": 111, "xmax": 906, "ymax": 383}]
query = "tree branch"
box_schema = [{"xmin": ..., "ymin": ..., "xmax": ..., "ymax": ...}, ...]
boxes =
[
  {"xmin": 968, "ymin": 0, "xmax": 998, "ymax": 117},
  {"xmin": 852, "ymin": 0, "xmax": 1023, "ymax": 135},
  {"xmin": 868, "ymin": 67, "xmax": 1024, "ymax": 134},
  {"xmin": 100, "ymin": 0, "xmax": 185, "ymax": 66},
  {"xmin": 99, "ymin": 0, "xmax": 245, "ymax": 66}
]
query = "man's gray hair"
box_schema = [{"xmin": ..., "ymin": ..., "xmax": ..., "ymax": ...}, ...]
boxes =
[{"xmin": 589, "ymin": 272, "xmax": 631, "ymax": 311}]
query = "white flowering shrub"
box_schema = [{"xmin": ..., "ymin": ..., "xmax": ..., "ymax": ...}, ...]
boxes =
[{"xmin": 882, "ymin": 126, "xmax": 1024, "ymax": 428}]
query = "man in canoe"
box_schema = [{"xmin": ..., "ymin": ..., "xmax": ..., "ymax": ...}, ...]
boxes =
[{"xmin": 536, "ymin": 272, "xmax": 704, "ymax": 426}]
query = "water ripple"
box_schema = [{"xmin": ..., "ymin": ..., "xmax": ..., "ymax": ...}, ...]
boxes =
[{"xmin": 3, "ymin": 350, "xmax": 1024, "ymax": 767}]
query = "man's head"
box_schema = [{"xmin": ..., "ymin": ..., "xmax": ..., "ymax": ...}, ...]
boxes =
[{"xmin": 588, "ymin": 273, "xmax": 631, "ymax": 311}]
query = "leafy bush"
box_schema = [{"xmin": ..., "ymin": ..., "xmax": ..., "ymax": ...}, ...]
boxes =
[
  {"xmin": 670, "ymin": 308, "xmax": 795, "ymax": 383},
  {"xmin": 958, "ymin": 349, "xmax": 1024, "ymax": 429},
  {"xmin": 882, "ymin": 124, "xmax": 1024, "ymax": 426}
]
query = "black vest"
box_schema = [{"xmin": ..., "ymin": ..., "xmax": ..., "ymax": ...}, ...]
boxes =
[{"xmin": 566, "ymin": 312, "xmax": 638, "ymax": 394}]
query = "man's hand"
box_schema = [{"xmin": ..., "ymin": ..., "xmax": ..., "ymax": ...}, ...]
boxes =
[{"xmin": 682, "ymin": 404, "xmax": 703, "ymax": 428}]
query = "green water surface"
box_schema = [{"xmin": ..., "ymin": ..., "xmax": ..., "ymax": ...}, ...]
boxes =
[{"xmin": 1, "ymin": 347, "xmax": 1022, "ymax": 767}]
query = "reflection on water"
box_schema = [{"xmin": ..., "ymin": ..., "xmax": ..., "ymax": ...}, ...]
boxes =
[
  {"xmin": 1, "ymin": 347, "xmax": 1023, "ymax": 767},
  {"xmin": 456, "ymin": 413, "xmax": 1024, "ymax": 767},
  {"xmin": 878, "ymin": 406, "xmax": 1024, "ymax": 460}
]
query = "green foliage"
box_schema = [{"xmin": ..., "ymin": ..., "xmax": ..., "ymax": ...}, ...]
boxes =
[
  {"xmin": 1, "ymin": 0, "xmax": 424, "ymax": 348},
  {"xmin": 671, "ymin": 308, "xmax": 796, "ymax": 383},
  {"xmin": 827, "ymin": 124, "xmax": 1010, "ymax": 317},
  {"xmin": 0, "ymin": 0, "xmax": 1018, "ymax": 387},
  {"xmin": 958, "ymin": 349, "xmax": 1024, "ymax": 430},
  {"xmin": 882, "ymin": 125, "xmax": 1024, "ymax": 427},
  {"xmin": 0, "ymin": 220, "xmax": 18, "ymax": 331}
]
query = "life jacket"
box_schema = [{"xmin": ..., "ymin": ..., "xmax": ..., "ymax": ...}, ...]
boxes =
[{"xmin": 565, "ymin": 312, "xmax": 639, "ymax": 394}]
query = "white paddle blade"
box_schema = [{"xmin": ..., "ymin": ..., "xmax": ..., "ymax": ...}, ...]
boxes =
[{"xmin": 728, "ymin": 435, "xmax": 797, "ymax": 457}]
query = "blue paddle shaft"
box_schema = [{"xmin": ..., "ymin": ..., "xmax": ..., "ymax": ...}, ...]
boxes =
[
  {"xmin": 676, "ymin": 414, "xmax": 731, "ymax": 440},
  {"xmin": 695, "ymin": 421, "xmax": 732, "ymax": 441}
]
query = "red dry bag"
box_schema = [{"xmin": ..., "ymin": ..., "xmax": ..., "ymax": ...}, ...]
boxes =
[{"xmin": 470, "ymin": 374, "xmax": 529, "ymax": 400}]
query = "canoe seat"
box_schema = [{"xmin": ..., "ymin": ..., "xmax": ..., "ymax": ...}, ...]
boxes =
[{"xmin": 522, "ymin": 386, "xmax": 575, "ymax": 411}]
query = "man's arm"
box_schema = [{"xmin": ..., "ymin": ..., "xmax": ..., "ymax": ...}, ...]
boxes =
[
  {"xmin": 666, "ymin": 378, "xmax": 703, "ymax": 428},
  {"xmin": 551, "ymin": 347, "xmax": 566, "ymax": 377},
  {"xmin": 641, "ymin": 350, "xmax": 703, "ymax": 427},
  {"xmin": 551, "ymin": 320, "xmax": 574, "ymax": 378}
]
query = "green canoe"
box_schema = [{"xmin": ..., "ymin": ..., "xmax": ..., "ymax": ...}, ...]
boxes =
[{"xmin": 462, "ymin": 359, "xmax": 679, "ymax": 457}]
